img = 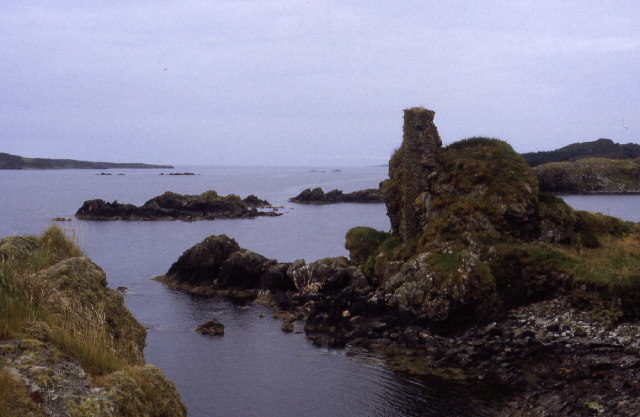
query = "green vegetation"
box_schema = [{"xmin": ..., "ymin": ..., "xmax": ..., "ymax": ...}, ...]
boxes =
[
  {"xmin": 424, "ymin": 138, "xmax": 538, "ymax": 245},
  {"xmin": 0, "ymin": 227, "xmax": 124, "ymax": 375},
  {"xmin": 0, "ymin": 226, "xmax": 186, "ymax": 416},
  {"xmin": 522, "ymin": 138, "xmax": 640, "ymax": 167},
  {"xmin": 345, "ymin": 227, "xmax": 390, "ymax": 264}
]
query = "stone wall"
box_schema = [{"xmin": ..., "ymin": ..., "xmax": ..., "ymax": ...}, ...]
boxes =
[{"xmin": 400, "ymin": 107, "xmax": 442, "ymax": 239}]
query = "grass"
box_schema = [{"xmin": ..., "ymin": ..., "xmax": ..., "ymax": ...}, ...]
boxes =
[
  {"xmin": 0, "ymin": 368, "xmax": 43, "ymax": 417},
  {"xmin": 0, "ymin": 226, "xmax": 124, "ymax": 376},
  {"xmin": 558, "ymin": 235, "xmax": 640, "ymax": 293}
]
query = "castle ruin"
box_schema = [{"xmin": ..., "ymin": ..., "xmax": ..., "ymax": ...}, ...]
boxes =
[{"xmin": 400, "ymin": 107, "xmax": 442, "ymax": 239}]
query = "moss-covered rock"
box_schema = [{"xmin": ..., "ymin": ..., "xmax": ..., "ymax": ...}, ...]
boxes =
[
  {"xmin": 34, "ymin": 257, "xmax": 146, "ymax": 365},
  {"xmin": 0, "ymin": 236, "xmax": 37, "ymax": 262},
  {"xmin": 345, "ymin": 227, "xmax": 389, "ymax": 265},
  {"xmin": 100, "ymin": 366, "xmax": 187, "ymax": 417},
  {"xmin": 534, "ymin": 157, "xmax": 640, "ymax": 194},
  {"xmin": 355, "ymin": 109, "xmax": 640, "ymax": 325}
]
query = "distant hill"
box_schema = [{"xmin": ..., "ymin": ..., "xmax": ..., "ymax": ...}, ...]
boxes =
[
  {"xmin": 0, "ymin": 152, "xmax": 173, "ymax": 170},
  {"xmin": 522, "ymin": 138, "xmax": 640, "ymax": 167}
]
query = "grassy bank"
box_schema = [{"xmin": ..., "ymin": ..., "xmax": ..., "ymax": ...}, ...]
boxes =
[
  {"xmin": 0, "ymin": 226, "xmax": 124, "ymax": 375},
  {"xmin": 0, "ymin": 226, "xmax": 186, "ymax": 417}
]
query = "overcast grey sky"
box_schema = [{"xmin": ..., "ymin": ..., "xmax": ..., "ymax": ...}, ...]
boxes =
[{"xmin": 1, "ymin": 1, "xmax": 638, "ymax": 166}]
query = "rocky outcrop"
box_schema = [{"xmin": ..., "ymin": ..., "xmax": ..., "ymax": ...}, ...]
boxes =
[
  {"xmin": 289, "ymin": 188, "xmax": 382, "ymax": 204},
  {"xmin": 195, "ymin": 318, "xmax": 225, "ymax": 336},
  {"xmin": 535, "ymin": 157, "xmax": 640, "ymax": 194},
  {"xmin": 156, "ymin": 235, "xmax": 295, "ymax": 300},
  {"xmin": 0, "ymin": 228, "xmax": 186, "ymax": 417},
  {"xmin": 76, "ymin": 190, "xmax": 280, "ymax": 221},
  {"xmin": 35, "ymin": 257, "xmax": 147, "ymax": 365}
]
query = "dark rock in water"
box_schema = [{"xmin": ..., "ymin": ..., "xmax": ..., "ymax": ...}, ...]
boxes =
[
  {"xmin": 116, "ymin": 286, "xmax": 128, "ymax": 293},
  {"xmin": 195, "ymin": 318, "xmax": 224, "ymax": 336},
  {"xmin": 166, "ymin": 234, "xmax": 241, "ymax": 285},
  {"xmin": 289, "ymin": 187, "xmax": 382, "ymax": 204},
  {"xmin": 75, "ymin": 190, "xmax": 281, "ymax": 221},
  {"xmin": 158, "ymin": 234, "xmax": 295, "ymax": 298},
  {"xmin": 243, "ymin": 194, "xmax": 271, "ymax": 207},
  {"xmin": 52, "ymin": 217, "xmax": 71, "ymax": 222},
  {"xmin": 281, "ymin": 322, "xmax": 294, "ymax": 333}
]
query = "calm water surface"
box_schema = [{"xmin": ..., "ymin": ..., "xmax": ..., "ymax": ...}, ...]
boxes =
[{"xmin": 2, "ymin": 167, "xmax": 638, "ymax": 417}]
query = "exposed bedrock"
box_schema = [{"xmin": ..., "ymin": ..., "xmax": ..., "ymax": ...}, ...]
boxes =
[
  {"xmin": 289, "ymin": 187, "xmax": 382, "ymax": 204},
  {"xmin": 76, "ymin": 190, "xmax": 279, "ymax": 221}
]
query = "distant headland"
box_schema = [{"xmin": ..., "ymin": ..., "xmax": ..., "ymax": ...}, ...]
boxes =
[{"xmin": 0, "ymin": 152, "xmax": 173, "ymax": 170}]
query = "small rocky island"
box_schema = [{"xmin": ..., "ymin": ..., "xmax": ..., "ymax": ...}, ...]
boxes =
[
  {"xmin": 289, "ymin": 187, "xmax": 382, "ymax": 204},
  {"xmin": 158, "ymin": 108, "xmax": 640, "ymax": 416},
  {"xmin": 0, "ymin": 227, "xmax": 186, "ymax": 416},
  {"xmin": 76, "ymin": 190, "xmax": 279, "ymax": 221},
  {"xmin": 0, "ymin": 151, "xmax": 173, "ymax": 170}
]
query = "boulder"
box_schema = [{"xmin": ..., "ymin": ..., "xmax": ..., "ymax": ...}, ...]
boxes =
[
  {"xmin": 166, "ymin": 235, "xmax": 240, "ymax": 284},
  {"xmin": 287, "ymin": 257, "xmax": 367, "ymax": 294},
  {"xmin": 195, "ymin": 318, "xmax": 225, "ymax": 336}
]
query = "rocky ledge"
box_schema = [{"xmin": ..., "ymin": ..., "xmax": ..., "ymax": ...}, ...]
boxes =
[
  {"xmin": 535, "ymin": 157, "xmax": 640, "ymax": 194},
  {"xmin": 289, "ymin": 187, "xmax": 382, "ymax": 204},
  {"xmin": 158, "ymin": 108, "xmax": 640, "ymax": 416},
  {"xmin": 76, "ymin": 190, "xmax": 280, "ymax": 221}
]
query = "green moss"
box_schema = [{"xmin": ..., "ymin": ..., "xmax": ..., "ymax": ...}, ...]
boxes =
[
  {"xmin": 102, "ymin": 366, "xmax": 186, "ymax": 417},
  {"xmin": 345, "ymin": 227, "xmax": 389, "ymax": 265},
  {"xmin": 421, "ymin": 138, "xmax": 539, "ymax": 246}
]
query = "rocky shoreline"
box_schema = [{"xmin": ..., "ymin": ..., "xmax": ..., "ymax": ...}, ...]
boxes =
[
  {"xmin": 289, "ymin": 187, "xmax": 382, "ymax": 204},
  {"xmin": 76, "ymin": 190, "xmax": 280, "ymax": 221},
  {"xmin": 156, "ymin": 108, "xmax": 640, "ymax": 416},
  {"xmin": 535, "ymin": 157, "xmax": 640, "ymax": 194}
]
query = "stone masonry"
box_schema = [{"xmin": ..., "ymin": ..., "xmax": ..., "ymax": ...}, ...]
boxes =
[{"xmin": 400, "ymin": 107, "xmax": 442, "ymax": 239}]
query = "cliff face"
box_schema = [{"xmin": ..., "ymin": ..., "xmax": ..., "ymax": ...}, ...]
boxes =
[
  {"xmin": 535, "ymin": 157, "xmax": 640, "ymax": 194},
  {"xmin": 0, "ymin": 227, "xmax": 186, "ymax": 417}
]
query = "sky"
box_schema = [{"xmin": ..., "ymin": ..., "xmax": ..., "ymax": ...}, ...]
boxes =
[{"xmin": 1, "ymin": 1, "xmax": 638, "ymax": 166}]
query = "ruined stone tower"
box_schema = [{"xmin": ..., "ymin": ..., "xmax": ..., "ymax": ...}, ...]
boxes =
[{"xmin": 400, "ymin": 107, "xmax": 442, "ymax": 239}]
